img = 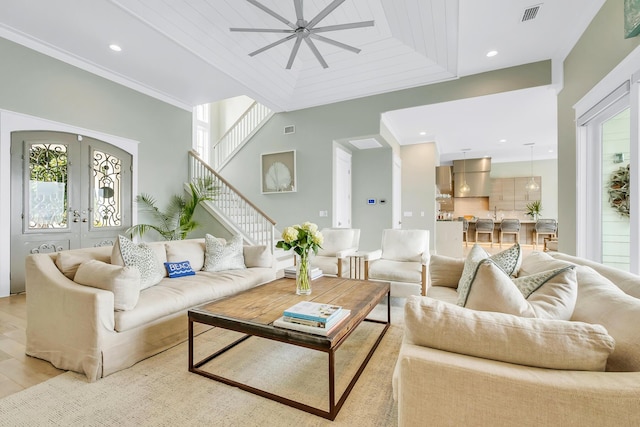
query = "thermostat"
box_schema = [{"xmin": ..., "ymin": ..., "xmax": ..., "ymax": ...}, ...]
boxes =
[{"xmin": 367, "ymin": 198, "xmax": 376, "ymax": 205}]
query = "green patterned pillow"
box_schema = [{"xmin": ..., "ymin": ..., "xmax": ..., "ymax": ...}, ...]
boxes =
[
  {"xmin": 203, "ymin": 234, "xmax": 246, "ymax": 272},
  {"xmin": 456, "ymin": 245, "xmax": 489, "ymax": 306},
  {"xmin": 111, "ymin": 235, "xmax": 164, "ymax": 289},
  {"xmin": 456, "ymin": 243, "xmax": 523, "ymax": 306},
  {"xmin": 464, "ymin": 260, "xmax": 578, "ymax": 320}
]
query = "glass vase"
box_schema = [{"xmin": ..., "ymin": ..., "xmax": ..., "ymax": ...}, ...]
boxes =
[{"xmin": 295, "ymin": 253, "xmax": 312, "ymax": 295}]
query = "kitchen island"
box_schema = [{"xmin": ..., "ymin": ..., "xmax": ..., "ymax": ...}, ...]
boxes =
[{"xmin": 437, "ymin": 219, "xmax": 556, "ymax": 248}]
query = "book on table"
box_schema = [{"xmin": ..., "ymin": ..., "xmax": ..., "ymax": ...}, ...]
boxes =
[
  {"xmin": 283, "ymin": 301, "xmax": 343, "ymax": 324},
  {"xmin": 274, "ymin": 310, "xmax": 351, "ymax": 336},
  {"xmin": 283, "ymin": 266, "xmax": 323, "ymax": 280}
]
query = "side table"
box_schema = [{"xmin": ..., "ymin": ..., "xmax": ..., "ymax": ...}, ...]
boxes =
[{"xmin": 347, "ymin": 252, "xmax": 366, "ymax": 279}]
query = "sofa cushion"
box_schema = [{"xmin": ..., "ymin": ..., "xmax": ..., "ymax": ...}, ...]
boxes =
[
  {"xmin": 381, "ymin": 229, "xmax": 427, "ymax": 262},
  {"xmin": 317, "ymin": 229, "xmax": 354, "ymax": 257},
  {"xmin": 457, "ymin": 244, "xmax": 522, "ymax": 306},
  {"xmin": 165, "ymin": 239, "xmax": 205, "ymax": 271},
  {"xmin": 571, "ymin": 265, "xmax": 640, "ymax": 372},
  {"xmin": 111, "ymin": 235, "xmax": 164, "ymax": 289},
  {"xmin": 243, "ymin": 245, "xmax": 273, "ymax": 268},
  {"xmin": 429, "ymin": 254, "xmax": 465, "ymax": 288},
  {"xmin": 464, "ymin": 259, "xmax": 577, "ymax": 319},
  {"xmin": 404, "ymin": 296, "xmax": 615, "ymax": 371},
  {"xmin": 74, "ymin": 260, "xmax": 141, "ymax": 311},
  {"xmin": 54, "ymin": 246, "xmax": 112, "ymax": 280},
  {"xmin": 114, "ymin": 268, "xmax": 274, "ymax": 332},
  {"xmin": 368, "ymin": 259, "xmax": 422, "ymax": 283},
  {"xmin": 203, "ymin": 234, "xmax": 245, "ymax": 272}
]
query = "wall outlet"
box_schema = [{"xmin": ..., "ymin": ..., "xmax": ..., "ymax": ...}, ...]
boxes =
[
  {"xmin": 404, "ymin": 211, "xmax": 413, "ymax": 217},
  {"xmin": 319, "ymin": 210, "xmax": 328, "ymax": 217}
]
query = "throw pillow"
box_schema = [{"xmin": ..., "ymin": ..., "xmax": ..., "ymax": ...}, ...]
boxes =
[
  {"xmin": 74, "ymin": 260, "xmax": 141, "ymax": 311},
  {"xmin": 203, "ymin": 234, "xmax": 246, "ymax": 272},
  {"xmin": 404, "ymin": 296, "xmax": 615, "ymax": 371},
  {"xmin": 429, "ymin": 254, "xmax": 465, "ymax": 288},
  {"xmin": 164, "ymin": 260, "xmax": 196, "ymax": 278},
  {"xmin": 518, "ymin": 250, "xmax": 573, "ymax": 277},
  {"xmin": 55, "ymin": 247, "xmax": 112, "ymax": 280},
  {"xmin": 165, "ymin": 239, "xmax": 205, "ymax": 271},
  {"xmin": 111, "ymin": 235, "xmax": 164, "ymax": 289},
  {"xmin": 464, "ymin": 259, "xmax": 577, "ymax": 320},
  {"xmin": 456, "ymin": 243, "xmax": 523, "ymax": 306},
  {"xmin": 243, "ymin": 245, "xmax": 273, "ymax": 268}
]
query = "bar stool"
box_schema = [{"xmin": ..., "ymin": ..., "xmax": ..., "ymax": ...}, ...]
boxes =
[
  {"xmin": 475, "ymin": 218, "xmax": 495, "ymax": 247},
  {"xmin": 534, "ymin": 219, "xmax": 558, "ymax": 249},
  {"xmin": 499, "ymin": 219, "xmax": 521, "ymax": 248}
]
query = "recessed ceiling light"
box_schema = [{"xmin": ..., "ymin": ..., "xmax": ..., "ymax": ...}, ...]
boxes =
[
  {"xmin": 486, "ymin": 50, "xmax": 498, "ymax": 57},
  {"xmin": 419, "ymin": 131, "xmax": 426, "ymax": 136},
  {"xmin": 499, "ymin": 139, "xmax": 507, "ymax": 143},
  {"xmin": 109, "ymin": 44, "xmax": 122, "ymax": 52}
]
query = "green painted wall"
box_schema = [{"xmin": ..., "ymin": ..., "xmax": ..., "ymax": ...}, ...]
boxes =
[
  {"xmin": 221, "ymin": 61, "xmax": 552, "ymax": 251},
  {"xmin": 558, "ymin": 0, "xmax": 640, "ymax": 254},
  {"xmin": 0, "ymin": 37, "xmax": 192, "ymax": 208}
]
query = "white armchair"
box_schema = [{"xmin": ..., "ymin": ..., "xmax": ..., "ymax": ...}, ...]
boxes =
[
  {"xmin": 364, "ymin": 229, "xmax": 430, "ymax": 296},
  {"xmin": 311, "ymin": 228, "xmax": 360, "ymax": 277}
]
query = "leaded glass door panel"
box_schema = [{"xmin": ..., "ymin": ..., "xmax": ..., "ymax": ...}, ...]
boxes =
[{"xmin": 10, "ymin": 131, "xmax": 132, "ymax": 293}]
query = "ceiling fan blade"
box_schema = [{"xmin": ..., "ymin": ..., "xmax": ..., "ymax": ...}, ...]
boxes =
[
  {"xmin": 249, "ymin": 34, "xmax": 296, "ymax": 57},
  {"xmin": 286, "ymin": 35, "xmax": 304, "ymax": 69},
  {"xmin": 230, "ymin": 28, "xmax": 295, "ymax": 33},
  {"xmin": 304, "ymin": 38, "xmax": 329, "ymax": 68},
  {"xmin": 306, "ymin": 0, "xmax": 346, "ymax": 29},
  {"xmin": 246, "ymin": 0, "xmax": 297, "ymax": 29},
  {"xmin": 310, "ymin": 33, "xmax": 361, "ymax": 54},
  {"xmin": 294, "ymin": 0, "xmax": 304, "ymax": 24},
  {"xmin": 312, "ymin": 21, "xmax": 375, "ymax": 33}
]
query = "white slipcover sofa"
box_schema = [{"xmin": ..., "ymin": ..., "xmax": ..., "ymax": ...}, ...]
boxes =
[
  {"xmin": 25, "ymin": 237, "xmax": 275, "ymax": 382},
  {"xmin": 394, "ymin": 249, "xmax": 640, "ymax": 426}
]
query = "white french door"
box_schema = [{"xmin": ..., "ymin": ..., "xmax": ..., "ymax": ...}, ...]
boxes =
[
  {"xmin": 333, "ymin": 146, "xmax": 352, "ymax": 228},
  {"xmin": 10, "ymin": 131, "xmax": 132, "ymax": 293}
]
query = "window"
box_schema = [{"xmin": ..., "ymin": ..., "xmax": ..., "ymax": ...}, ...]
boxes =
[{"xmin": 193, "ymin": 104, "xmax": 210, "ymax": 162}]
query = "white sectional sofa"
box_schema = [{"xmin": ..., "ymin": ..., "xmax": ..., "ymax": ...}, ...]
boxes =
[
  {"xmin": 25, "ymin": 237, "xmax": 275, "ymax": 382},
  {"xmin": 394, "ymin": 248, "xmax": 640, "ymax": 426}
]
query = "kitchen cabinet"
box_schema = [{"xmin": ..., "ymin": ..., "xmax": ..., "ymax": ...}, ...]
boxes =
[
  {"xmin": 489, "ymin": 178, "xmax": 515, "ymax": 210},
  {"xmin": 514, "ymin": 177, "xmax": 541, "ymax": 210},
  {"xmin": 490, "ymin": 177, "xmax": 541, "ymax": 211}
]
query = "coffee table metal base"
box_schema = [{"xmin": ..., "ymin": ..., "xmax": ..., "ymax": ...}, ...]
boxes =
[{"xmin": 188, "ymin": 297, "xmax": 390, "ymax": 420}]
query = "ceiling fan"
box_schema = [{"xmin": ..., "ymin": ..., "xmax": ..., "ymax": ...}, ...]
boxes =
[{"xmin": 230, "ymin": 0, "xmax": 374, "ymax": 69}]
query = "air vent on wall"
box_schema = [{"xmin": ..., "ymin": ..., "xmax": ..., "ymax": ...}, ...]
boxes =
[
  {"xmin": 521, "ymin": 4, "xmax": 542, "ymax": 22},
  {"xmin": 284, "ymin": 125, "xmax": 295, "ymax": 135}
]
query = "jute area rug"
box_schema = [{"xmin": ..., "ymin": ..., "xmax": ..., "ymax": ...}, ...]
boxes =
[{"xmin": 0, "ymin": 300, "xmax": 405, "ymax": 426}]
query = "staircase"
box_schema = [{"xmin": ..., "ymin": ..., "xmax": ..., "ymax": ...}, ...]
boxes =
[
  {"xmin": 189, "ymin": 151, "xmax": 293, "ymax": 270},
  {"xmin": 211, "ymin": 101, "xmax": 272, "ymax": 171}
]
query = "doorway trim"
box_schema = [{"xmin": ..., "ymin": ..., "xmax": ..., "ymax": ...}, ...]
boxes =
[
  {"xmin": 574, "ymin": 45, "xmax": 640, "ymax": 273},
  {"xmin": 0, "ymin": 109, "xmax": 139, "ymax": 296}
]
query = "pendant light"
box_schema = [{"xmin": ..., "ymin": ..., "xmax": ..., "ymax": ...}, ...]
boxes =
[
  {"xmin": 525, "ymin": 144, "xmax": 540, "ymax": 192},
  {"xmin": 459, "ymin": 150, "xmax": 471, "ymax": 194}
]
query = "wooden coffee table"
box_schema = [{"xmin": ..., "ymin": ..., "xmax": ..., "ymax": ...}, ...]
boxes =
[{"xmin": 188, "ymin": 276, "xmax": 390, "ymax": 420}]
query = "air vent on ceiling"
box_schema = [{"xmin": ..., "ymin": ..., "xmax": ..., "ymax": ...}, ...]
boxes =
[
  {"xmin": 521, "ymin": 4, "xmax": 542, "ymax": 22},
  {"xmin": 284, "ymin": 125, "xmax": 295, "ymax": 135}
]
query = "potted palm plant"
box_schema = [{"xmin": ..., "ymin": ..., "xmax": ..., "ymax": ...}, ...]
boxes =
[
  {"xmin": 126, "ymin": 177, "xmax": 216, "ymax": 240},
  {"xmin": 525, "ymin": 200, "xmax": 542, "ymax": 221}
]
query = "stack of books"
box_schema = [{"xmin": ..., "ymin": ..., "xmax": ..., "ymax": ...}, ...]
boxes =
[
  {"xmin": 273, "ymin": 301, "xmax": 350, "ymax": 336},
  {"xmin": 283, "ymin": 266, "xmax": 323, "ymax": 280}
]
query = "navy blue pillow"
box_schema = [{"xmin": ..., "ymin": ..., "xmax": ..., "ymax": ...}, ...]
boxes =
[{"xmin": 164, "ymin": 261, "xmax": 196, "ymax": 278}]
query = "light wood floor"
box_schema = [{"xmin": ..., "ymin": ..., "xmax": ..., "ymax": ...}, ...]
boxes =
[
  {"xmin": 0, "ymin": 294, "xmax": 64, "ymax": 399},
  {"xmin": 0, "ymin": 242, "xmax": 540, "ymax": 400}
]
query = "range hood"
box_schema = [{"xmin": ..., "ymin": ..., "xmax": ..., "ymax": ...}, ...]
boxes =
[
  {"xmin": 453, "ymin": 157, "xmax": 491, "ymax": 198},
  {"xmin": 435, "ymin": 166, "xmax": 454, "ymax": 211}
]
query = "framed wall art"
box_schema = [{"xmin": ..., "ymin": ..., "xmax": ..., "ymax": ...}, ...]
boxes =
[
  {"xmin": 625, "ymin": 0, "xmax": 640, "ymax": 38},
  {"xmin": 261, "ymin": 150, "xmax": 296, "ymax": 194}
]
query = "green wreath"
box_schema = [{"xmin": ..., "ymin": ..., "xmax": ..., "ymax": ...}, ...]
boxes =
[{"xmin": 608, "ymin": 164, "xmax": 630, "ymax": 217}]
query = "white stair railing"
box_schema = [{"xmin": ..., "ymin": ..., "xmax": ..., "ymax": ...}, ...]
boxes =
[
  {"xmin": 189, "ymin": 150, "xmax": 276, "ymax": 250},
  {"xmin": 212, "ymin": 101, "xmax": 271, "ymax": 170}
]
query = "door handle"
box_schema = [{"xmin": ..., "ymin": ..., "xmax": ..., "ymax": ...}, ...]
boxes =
[{"xmin": 82, "ymin": 218, "xmax": 88, "ymax": 223}]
